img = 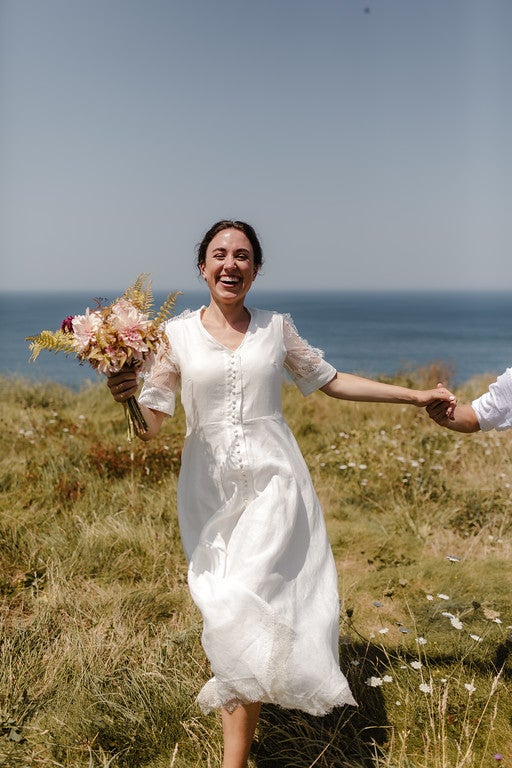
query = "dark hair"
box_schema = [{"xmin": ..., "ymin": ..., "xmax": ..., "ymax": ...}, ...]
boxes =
[{"xmin": 196, "ymin": 220, "xmax": 264, "ymax": 274}]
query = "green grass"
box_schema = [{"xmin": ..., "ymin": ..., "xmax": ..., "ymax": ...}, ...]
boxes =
[{"xmin": 0, "ymin": 372, "xmax": 511, "ymax": 767}]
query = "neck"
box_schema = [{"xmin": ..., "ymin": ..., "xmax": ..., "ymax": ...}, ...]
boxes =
[{"xmin": 204, "ymin": 297, "xmax": 249, "ymax": 326}]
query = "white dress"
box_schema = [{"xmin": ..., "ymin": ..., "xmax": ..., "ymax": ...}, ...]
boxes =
[{"xmin": 139, "ymin": 307, "xmax": 357, "ymax": 715}]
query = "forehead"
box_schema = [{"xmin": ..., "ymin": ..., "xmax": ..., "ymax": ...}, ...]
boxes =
[{"xmin": 208, "ymin": 228, "xmax": 253, "ymax": 253}]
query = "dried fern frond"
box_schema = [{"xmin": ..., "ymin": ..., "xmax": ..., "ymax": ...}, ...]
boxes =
[
  {"xmin": 26, "ymin": 330, "xmax": 77, "ymax": 361},
  {"xmin": 123, "ymin": 273, "xmax": 154, "ymax": 314},
  {"xmin": 153, "ymin": 291, "xmax": 182, "ymax": 328}
]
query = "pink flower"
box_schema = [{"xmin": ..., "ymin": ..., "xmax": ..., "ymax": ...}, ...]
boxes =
[
  {"xmin": 94, "ymin": 346, "xmax": 128, "ymax": 375},
  {"xmin": 72, "ymin": 309, "xmax": 102, "ymax": 353},
  {"xmin": 110, "ymin": 299, "xmax": 151, "ymax": 353}
]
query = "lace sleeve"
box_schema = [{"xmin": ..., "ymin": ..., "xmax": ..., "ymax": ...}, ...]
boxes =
[
  {"xmin": 138, "ymin": 338, "xmax": 180, "ymax": 417},
  {"xmin": 282, "ymin": 314, "xmax": 337, "ymax": 396}
]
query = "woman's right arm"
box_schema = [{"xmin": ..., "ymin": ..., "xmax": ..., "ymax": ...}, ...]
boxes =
[{"xmin": 107, "ymin": 368, "xmax": 165, "ymax": 440}]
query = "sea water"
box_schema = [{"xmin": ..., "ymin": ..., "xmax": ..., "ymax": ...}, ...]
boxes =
[{"xmin": 1, "ymin": 290, "xmax": 510, "ymax": 390}]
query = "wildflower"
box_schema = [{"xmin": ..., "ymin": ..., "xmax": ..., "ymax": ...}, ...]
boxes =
[
  {"xmin": 359, "ymin": 463, "xmax": 367, "ymax": 470},
  {"xmin": 416, "ymin": 637, "xmax": 427, "ymax": 645},
  {"xmin": 410, "ymin": 661, "xmax": 422, "ymax": 670},
  {"xmin": 426, "ymin": 594, "xmax": 434, "ymax": 601},
  {"xmin": 464, "ymin": 682, "xmax": 476, "ymax": 693},
  {"xmin": 450, "ymin": 617, "xmax": 463, "ymax": 630},
  {"xmin": 419, "ymin": 683, "xmax": 431, "ymax": 694},
  {"xmin": 382, "ymin": 675, "xmax": 393, "ymax": 683},
  {"xmin": 366, "ymin": 677, "xmax": 383, "ymax": 687},
  {"xmin": 446, "ymin": 555, "xmax": 461, "ymax": 562},
  {"xmin": 399, "ymin": 627, "xmax": 410, "ymax": 634},
  {"xmin": 339, "ymin": 464, "xmax": 347, "ymax": 470},
  {"xmin": 61, "ymin": 315, "xmax": 75, "ymax": 332},
  {"xmin": 378, "ymin": 627, "xmax": 389, "ymax": 634},
  {"xmin": 469, "ymin": 634, "xmax": 483, "ymax": 642},
  {"xmin": 437, "ymin": 593, "xmax": 450, "ymax": 600},
  {"xmin": 494, "ymin": 755, "xmax": 503, "ymax": 761}
]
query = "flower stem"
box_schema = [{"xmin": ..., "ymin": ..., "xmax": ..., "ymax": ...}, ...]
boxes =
[{"xmin": 125, "ymin": 396, "xmax": 148, "ymax": 439}]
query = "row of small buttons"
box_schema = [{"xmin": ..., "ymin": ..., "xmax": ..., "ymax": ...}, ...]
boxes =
[{"xmin": 229, "ymin": 352, "xmax": 249, "ymax": 503}]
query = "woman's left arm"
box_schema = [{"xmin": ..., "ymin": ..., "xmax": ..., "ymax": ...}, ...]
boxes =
[{"xmin": 321, "ymin": 372, "xmax": 456, "ymax": 413}]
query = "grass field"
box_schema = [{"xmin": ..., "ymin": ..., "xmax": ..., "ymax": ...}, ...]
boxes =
[{"xmin": 1, "ymin": 369, "xmax": 511, "ymax": 767}]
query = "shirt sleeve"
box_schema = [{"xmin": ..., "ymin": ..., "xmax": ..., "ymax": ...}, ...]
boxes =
[
  {"xmin": 282, "ymin": 314, "xmax": 337, "ymax": 396},
  {"xmin": 138, "ymin": 332, "xmax": 180, "ymax": 417},
  {"xmin": 471, "ymin": 368, "xmax": 512, "ymax": 432}
]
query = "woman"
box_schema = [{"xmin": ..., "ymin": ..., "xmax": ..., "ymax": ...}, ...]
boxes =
[{"xmin": 107, "ymin": 220, "xmax": 456, "ymax": 768}]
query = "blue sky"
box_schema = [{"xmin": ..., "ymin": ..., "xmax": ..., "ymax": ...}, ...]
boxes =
[{"xmin": 1, "ymin": 0, "xmax": 510, "ymax": 293}]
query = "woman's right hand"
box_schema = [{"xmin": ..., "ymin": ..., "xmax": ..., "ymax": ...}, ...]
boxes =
[{"xmin": 106, "ymin": 368, "xmax": 139, "ymax": 402}]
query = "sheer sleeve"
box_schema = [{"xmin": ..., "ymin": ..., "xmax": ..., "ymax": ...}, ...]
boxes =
[
  {"xmin": 471, "ymin": 368, "xmax": 512, "ymax": 431},
  {"xmin": 283, "ymin": 314, "xmax": 337, "ymax": 396},
  {"xmin": 138, "ymin": 336, "xmax": 180, "ymax": 417}
]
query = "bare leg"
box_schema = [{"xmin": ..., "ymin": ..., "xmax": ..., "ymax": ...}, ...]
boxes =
[{"xmin": 221, "ymin": 701, "xmax": 262, "ymax": 768}]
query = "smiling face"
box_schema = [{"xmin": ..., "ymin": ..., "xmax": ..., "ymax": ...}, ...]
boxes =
[{"xmin": 200, "ymin": 228, "xmax": 258, "ymax": 306}]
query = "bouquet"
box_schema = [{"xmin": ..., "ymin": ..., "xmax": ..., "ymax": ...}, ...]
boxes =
[{"xmin": 26, "ymin": 275, "xmax": 181, "ymax": 437}]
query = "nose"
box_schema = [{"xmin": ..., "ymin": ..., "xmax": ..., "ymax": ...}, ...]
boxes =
[{"xmin": 224, "ymin": 254, "xmax": 237, "ymax": 270}]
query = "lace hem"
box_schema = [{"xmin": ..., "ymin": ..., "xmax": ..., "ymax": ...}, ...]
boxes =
[{"xmin": 196, "ymin": 676, "xmax": 357, "ymax": 716}]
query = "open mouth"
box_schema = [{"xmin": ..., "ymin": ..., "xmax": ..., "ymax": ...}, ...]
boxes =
[{"xmin": 219, "ymin": 276, "xmax": 241, "ymax": 286}]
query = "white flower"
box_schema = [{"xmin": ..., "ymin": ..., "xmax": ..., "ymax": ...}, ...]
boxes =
[
  {"xmin": 426, "ymin": 594, "xmax": 434, "ymax": 601},
  {"xmin": 416, "ymin": 637, "xmax": 427, "ymax": 645},
  {"xmin": 464, "ymin": 682, "xmax": 476, "ymax": 694},
  {"xmin": 437, "ymin": 593, "xmax": 450, "ymax": 600},
  {"xmin": 382, "ymin": 675, "xmax": 393, "ymax": 683},
  {"xmin": 359, "ymin": 463, "xmax": 367, "ymax": 470},
  {"xmin": 410, "ymin": 661, "xmax": 422, "ymax": 670},
  {"xmin": 470, "ymin": 634, "xmax": 483, "ymax": 642},
  {"xmin": 419, "ymin": 683, "xmax": 432, "ymax": 694},
  {"xmin": 366, "ymin": 676, "xmax": 383, "ymax": 687},
  {"xmin": 446, "ymin": 555, "xmax": 461, "ymax": 562},
  {"xmin": 378, "ymin": 627, "xmax": 389, "ymax": 634},
  {"xmin": 450, "ymin": 617, "xmax": 463, "ymax": 630},
  {"xmin": 441, "ymin": 611, "xmax": 454, "ymax": 619}
]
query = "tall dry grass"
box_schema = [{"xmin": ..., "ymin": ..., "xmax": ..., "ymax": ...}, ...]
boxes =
[{"xmin": 1, "ymin": 369, "xmax": 511, "ymax": 767}]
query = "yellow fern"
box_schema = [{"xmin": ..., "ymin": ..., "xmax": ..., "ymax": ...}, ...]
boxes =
[
  {"xmin": 153, "ymin": 291, "xmax": 182, "ymax": 328},
  {"xmin": 26, "ymin": 330, "xmax": 77, "ymax": 361},
  {"xmin": 123, "ymin": 274, "xmax": 154, "ymax": 314}
]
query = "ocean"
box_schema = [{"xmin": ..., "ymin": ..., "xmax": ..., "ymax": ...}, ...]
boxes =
[{"xmin": 1, "ymin": 290, "xmax": 511, "ymax": 390}]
